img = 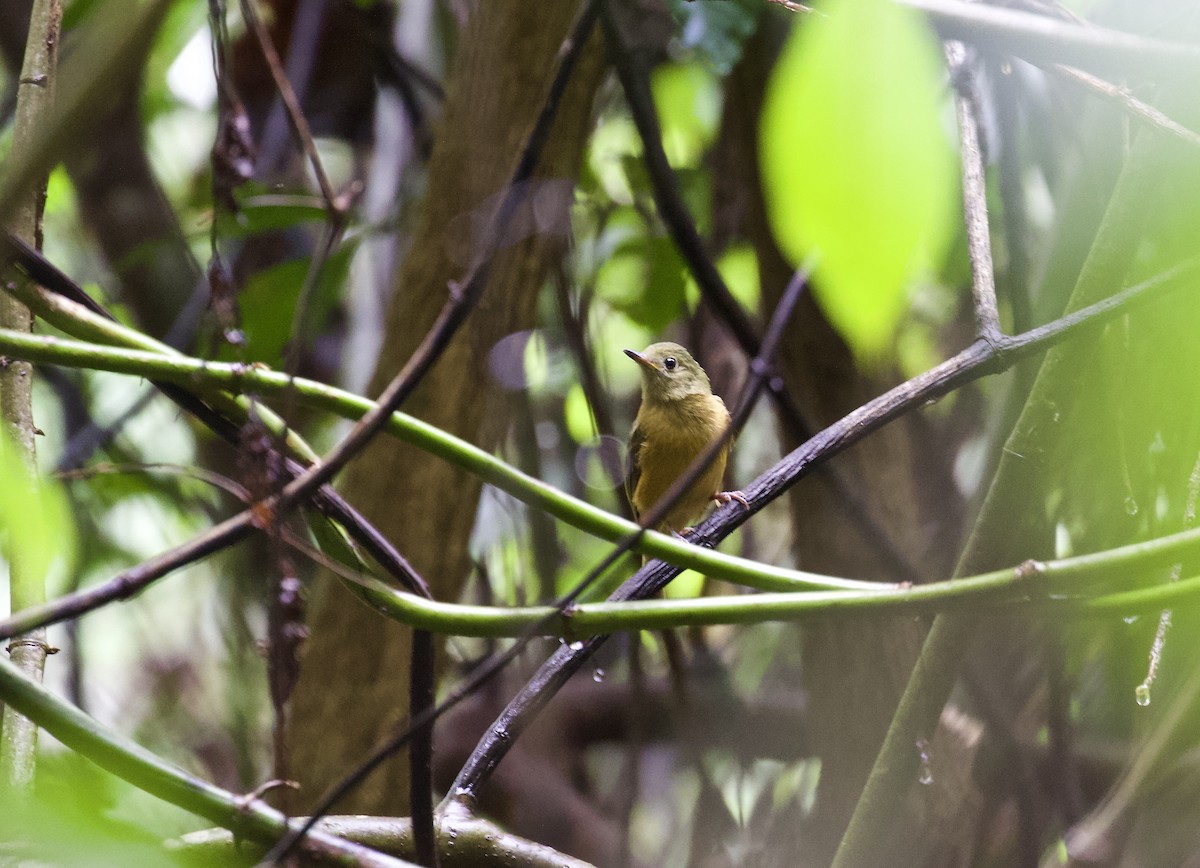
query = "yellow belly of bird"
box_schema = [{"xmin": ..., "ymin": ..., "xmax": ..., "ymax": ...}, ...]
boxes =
[{"xmin": 632, "ymin": 396, "xmax": 730, "ymax": 533}]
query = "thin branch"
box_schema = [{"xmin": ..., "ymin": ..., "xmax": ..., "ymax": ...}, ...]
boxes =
[
  {"xmin": 1, "ymin": 0, "xmax": 61, "ymax": 792},
  {"xmin": 771, "ymin": 0, "xmax": 1200, "ymax": 79},
  {"xmin": 408, "ymin": 629, "xmax": 436, "ymax": 867},
  {"xmin": 1051, "ymin": 63, "xmax": 1200, "ymax": 148},
  {"xmin": 947, "ymin": 42, "xmax": 1002, "ymax": 342},
  {"xmin": 902, "ymin": 0, "xmax": 1200, "ymax": 80},
  {"xmin": 237, "ymin": 0, "xmax": 339, "ymax": 213},
  {"xmin": 766, "ymin": 0, "xmax": 814, "ymax": 13}
]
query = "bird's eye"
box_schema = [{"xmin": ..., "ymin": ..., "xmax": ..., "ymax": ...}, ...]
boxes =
[{"xmin": 664, "ymin": 357, "xmax": 677, "ymax": 371}]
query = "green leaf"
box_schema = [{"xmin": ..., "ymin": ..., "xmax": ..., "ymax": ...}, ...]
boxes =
[
  {"xmin": 217, "ymin": 241, "xmax": 355, "ymax": 366},
  {"xmin": 760, "ymin": 0, "xmax": 956, "ymax": 362},
  {"xmin": 595, "ymin": 236, "xmax": 688, "ymax": 333},
  {"xmin": 651, "ymin": 62, "xmax": 722, "ymax": 169},
  {"xmin": 0, "ymin": 430, "xmax": 73, "ymax": 587},
  {"xmin": 563, "ymin": 383, "xmax": 597, "ymax": 444}
]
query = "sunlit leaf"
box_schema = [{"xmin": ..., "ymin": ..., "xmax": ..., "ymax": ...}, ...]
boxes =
[{"xmin": 760, "ymin": 0, "xmax": 956, "ymax": 362}]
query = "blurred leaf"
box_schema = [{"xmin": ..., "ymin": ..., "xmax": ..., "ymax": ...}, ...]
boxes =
[
  {"xmin": 142, "ymin": 0, "xmax": 210, "ymax": 120},
  {"xmin": 588, "ymin": 117, "xmax": 642, "ymax": 204},
  {"xmin": 668, "ymin": 0, "xmax": 762, "ymax": 74},
  {"xmin": 596, "ymin": 236, "xmax": 688, "ymax": 333},
  {"xmin": 0, "ymin": 429, "xmax": 74, "ymax": 585},
  {"xmin": 651, "ymin": 62, "xmax": 722, "ymax": 168},
  {"xmin": 215, "ymin": 187, "xmax": 329, "ymax": 237},
  {"xmin": 760, "ymin": 0, "xmax": 956, "ymax": 362},
  {"xmin": 563, "ymin": 383, "xmax": 596, "ymax": 444},
  {"xmin": 686, "ymin": 243, "xmax": 760, "ymax": 312},
  {"xmin": 663, "ymin": 567, "xmax": 704, "ymax": 599},
  {"xmin": 0, "ymin": 751, "xmax": 210, "ymax": 867},
  {"xmin": 218, "ymin": 241, "xmax": 355, "ymax": 366}
]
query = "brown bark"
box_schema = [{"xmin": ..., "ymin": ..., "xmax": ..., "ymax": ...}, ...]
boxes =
[{"xmin": 287, "ymin": 1, "xmax": 606, "ymax": 815}]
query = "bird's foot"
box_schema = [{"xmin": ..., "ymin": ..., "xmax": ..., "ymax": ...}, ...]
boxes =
[{"xmin": 713, "ymin": 490, "xmax": 750, "ymax": 510}]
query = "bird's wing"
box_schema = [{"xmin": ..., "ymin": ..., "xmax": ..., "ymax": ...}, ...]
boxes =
[{"xmin": 625, "ymin": 421, "xmax": 645, "ymax": 519}]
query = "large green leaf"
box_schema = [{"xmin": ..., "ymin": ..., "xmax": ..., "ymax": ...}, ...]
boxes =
[{"xmin": 760, "ymin": 0, "xmax": 956, "ymax": 361}]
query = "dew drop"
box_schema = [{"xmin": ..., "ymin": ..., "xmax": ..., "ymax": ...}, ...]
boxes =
[
  {"xmin": 568, "ymin": 640, "xmax": 584, "ymax": 651},
  {"xmin": 1135, "ymin": 683, "xmax": 1151, "ymax": 707},
  {"xmin": 1124, "ymin": 496, "xmax": 1139, "ymax": 516},
  {"xmin": 593, "ymin": 667, "xmax": 606, "ymax": 682},
  {"xmin": 915, "ymin": 738, "xmax": 933, "ymax": 785}
]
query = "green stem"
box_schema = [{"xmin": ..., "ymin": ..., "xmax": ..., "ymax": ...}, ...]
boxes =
[
  {"xmin": 0, "ymin": 329, "xmax": 877, "ymax": 593},
  {"xmin": 1, "ymin": 0, "xmax": 61, "ymax": 793},
  {"xmin": 0, "ymin": 653, "xmax": 415, "ymax": 866},
  {"xmin": 2, "ymin": 329, "xmax": 1200, "ymax": 638}
]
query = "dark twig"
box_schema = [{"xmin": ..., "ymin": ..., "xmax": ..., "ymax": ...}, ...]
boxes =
[
  {"xmin": 408, "ymin": 629, "xmax": 437, "ymax": 867},
  {"xmin": 238, "ymin": 0, "xmax": 338, "ymax": 212},
  {"xmin": 601, "ymin": 0, "xmax": 921, "ymax": 583},
  {"xmin": 553, "ymin": 263, "xmax": 630, "ymax": 503},
  {"xmin": 255, "ymin": 0, "xmax": 326, "ymax": 176},
  {"xmin": 948, "ymin": 43, "xmax": 1003, "ymax": 342}
]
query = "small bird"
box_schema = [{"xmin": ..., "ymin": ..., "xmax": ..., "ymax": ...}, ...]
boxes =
[{"xmin": 625, "ymin": 342, "xmax": 748, "ymax": 534}]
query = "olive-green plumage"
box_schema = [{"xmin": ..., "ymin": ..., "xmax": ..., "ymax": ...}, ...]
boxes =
[{"xmin": 624, "ymin": 342, "xmax": 739, "ymax": 534}]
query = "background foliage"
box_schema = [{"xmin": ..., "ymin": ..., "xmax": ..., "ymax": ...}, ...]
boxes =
[{"xmin": 3, "ymin": 0, "xmax": 1200, "ymax": 865}]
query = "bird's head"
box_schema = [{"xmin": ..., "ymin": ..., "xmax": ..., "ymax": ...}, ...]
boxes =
[{"xmin": 624, "ymin": 342, "xmax": 713, "ymax": 403}]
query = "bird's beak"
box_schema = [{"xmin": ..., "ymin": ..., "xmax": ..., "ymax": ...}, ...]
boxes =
[{"xmin": 624, "ymin": 349, "xmax": 656, "ymax": 372}]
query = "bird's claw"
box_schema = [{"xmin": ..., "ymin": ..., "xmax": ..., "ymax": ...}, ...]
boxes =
[{"xmin": 713, "ymin": 490, "xmax": 750, "ymax": 510}]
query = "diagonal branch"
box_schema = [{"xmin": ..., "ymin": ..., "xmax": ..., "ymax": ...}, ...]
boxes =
[
  {"xmin": 445, "ymin": 253, "xmax": 1200, "ymax": 803},
  {"xmin": 947, "ymin": 42, "xmax": 1002, "ymax": 342}
]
